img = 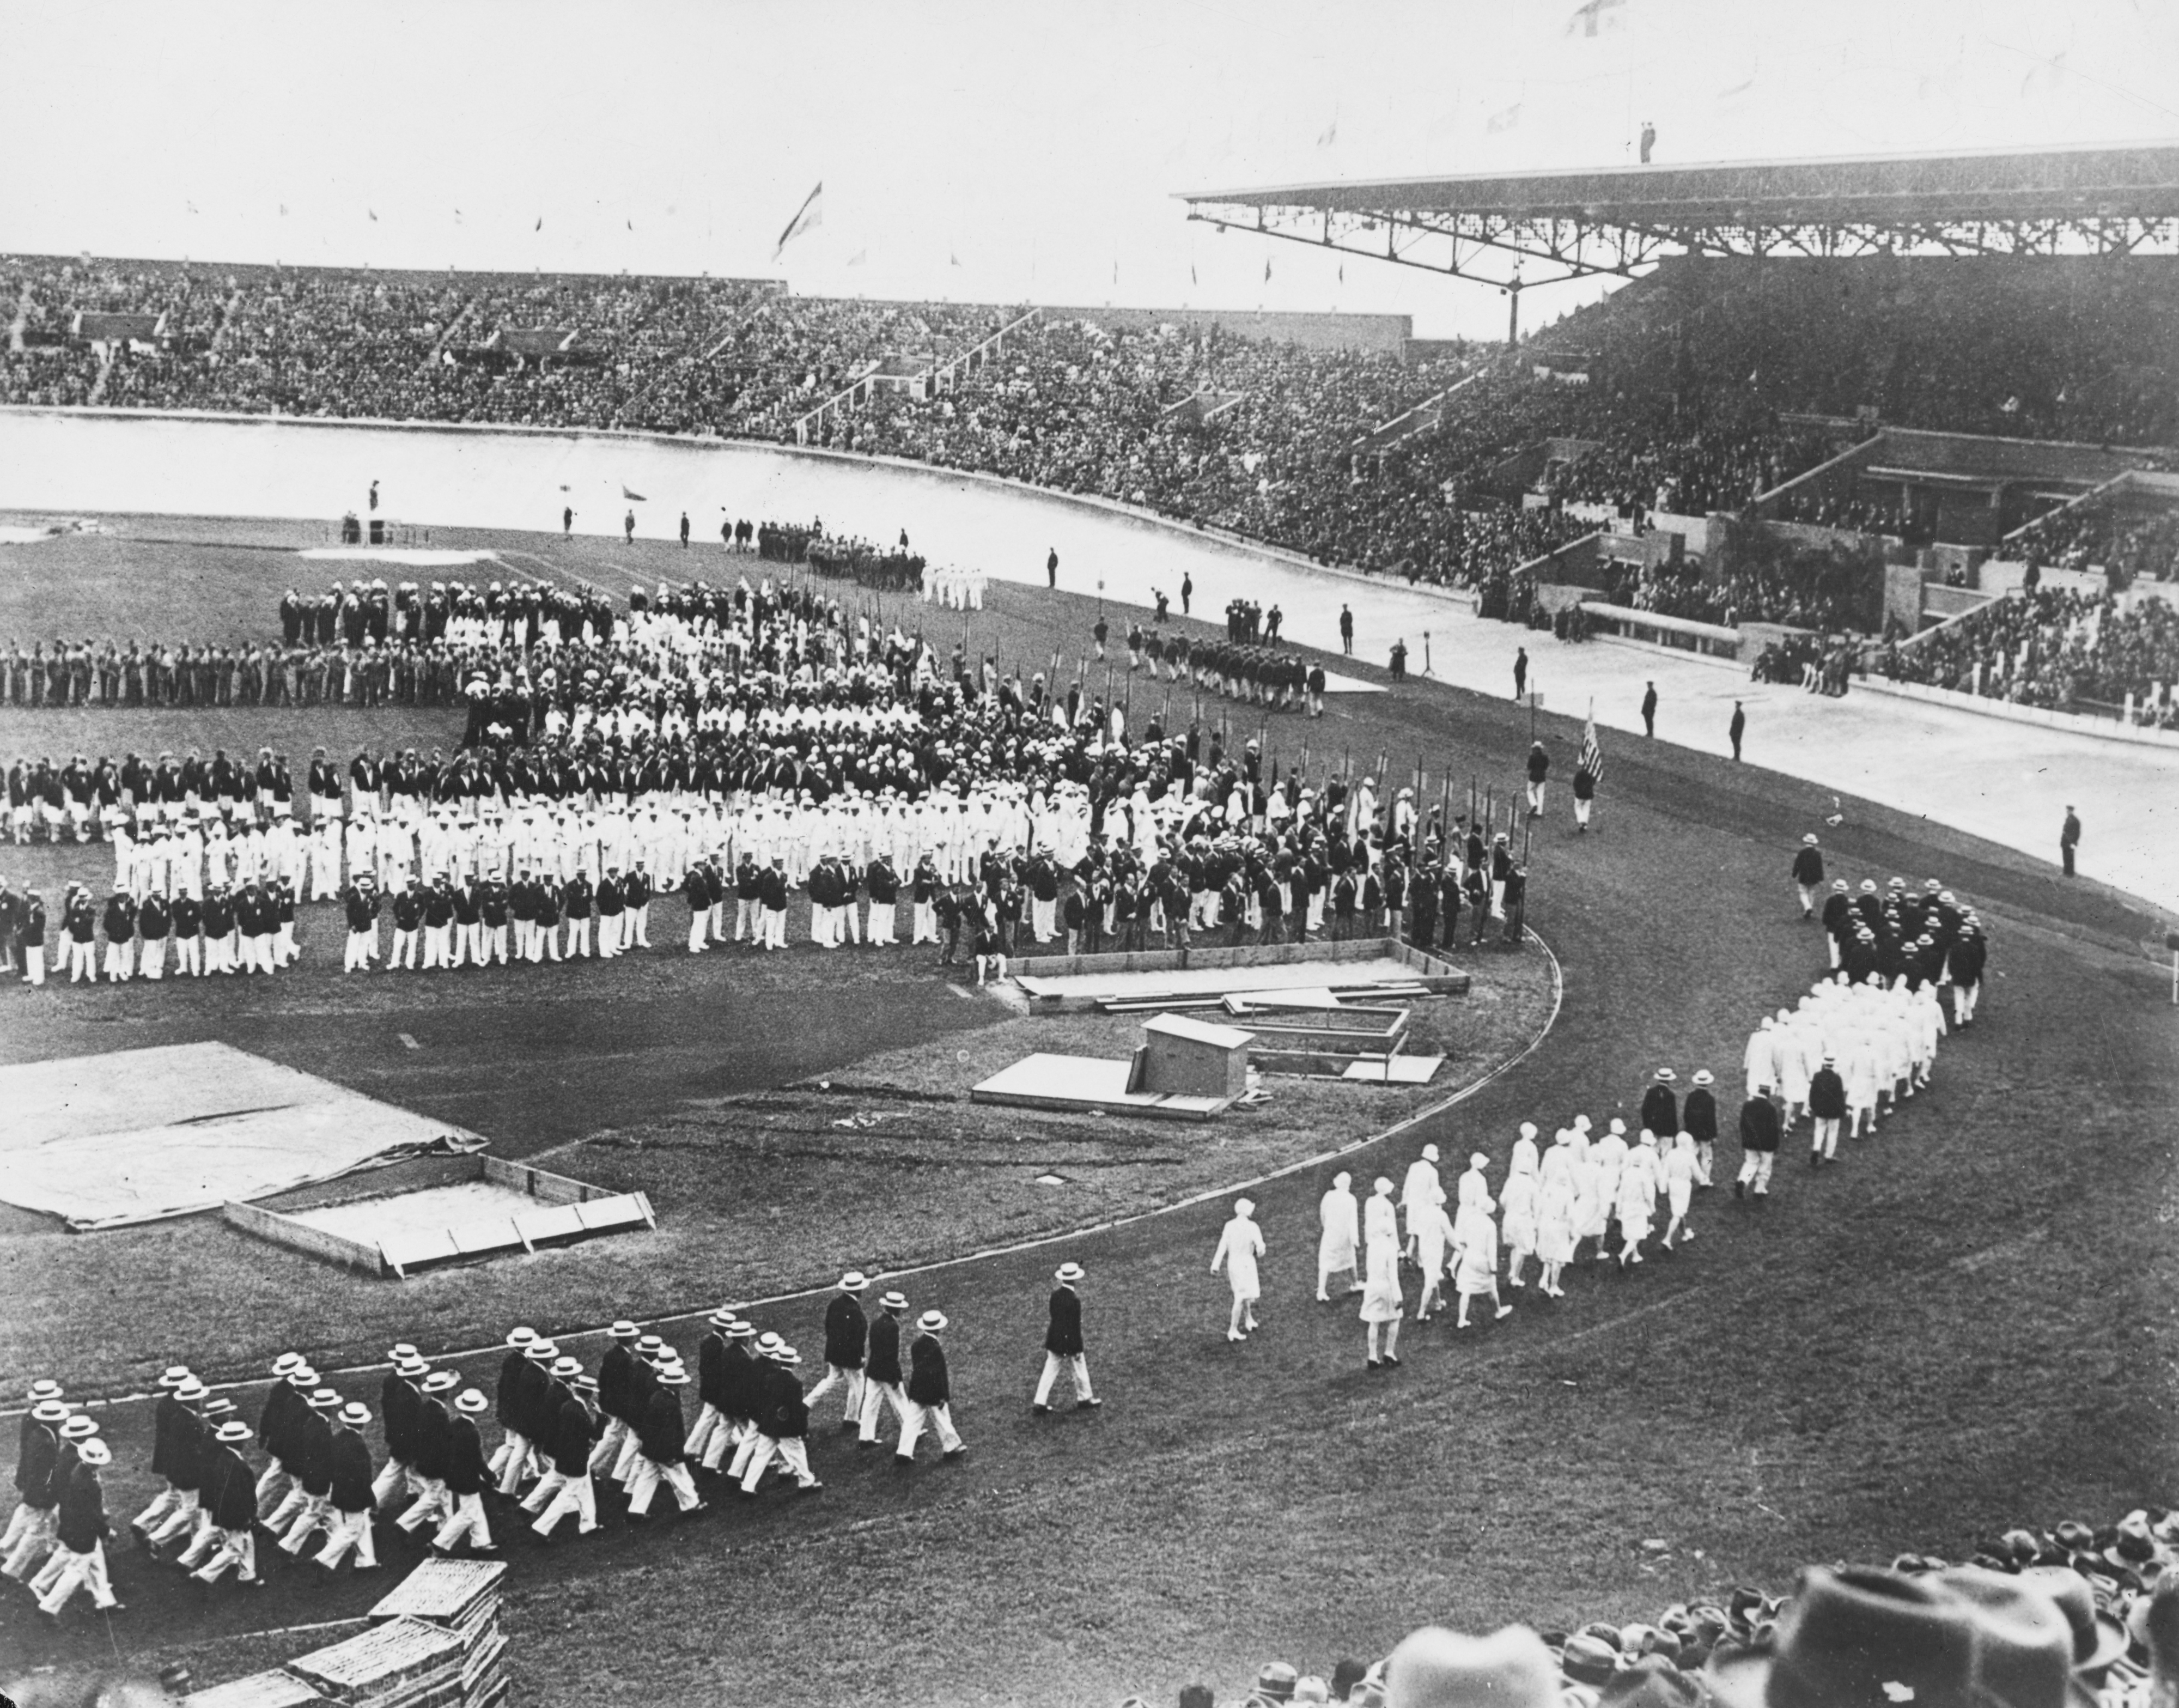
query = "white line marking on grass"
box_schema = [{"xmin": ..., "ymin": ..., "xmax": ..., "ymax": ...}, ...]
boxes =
[{"xmin": 38, "ymin": 935, "xmax": 1563, "ymax": 1416}]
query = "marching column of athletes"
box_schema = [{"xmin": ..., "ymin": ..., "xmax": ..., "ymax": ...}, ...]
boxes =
[{"xmin": 3, "ymin": 1263, "xmax": 1105, "ymax": 1626}]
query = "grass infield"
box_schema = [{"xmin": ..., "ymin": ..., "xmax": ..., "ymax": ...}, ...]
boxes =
[{"xmin": 0, "ymin": 515, "xmax": 2174, "ymax": 1707}]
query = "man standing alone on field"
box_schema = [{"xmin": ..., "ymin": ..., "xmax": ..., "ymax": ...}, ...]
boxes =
[
  {"xmin": 1513, "ymin": 647, "xmax": 1527, "ymax": 701},
  {"xmin": 1729, "ymin": 700, "xmax": 1746, "ymax": 761},
  {"xmin": 1031, "ymin": 1263, "xmax": 1100, "ymax": 1414},
  {"xmin": 1339, "ymin": 606, "xmax": 1355, "ymax": 656},
  {"xmin": 2060, "ymin": 805, "xmax": 2080, "ymax": 877},
  {"xmin": 1046, "ymin": 548, "xmax": 1058, "ymax": 589},
  {"xmin": 1641, "ymin": 680, "xmax": 1658, "ymax": 738},
  {"xmin": 1792, "ymin": 835, "xmax": 1825, "ymax": 919}
]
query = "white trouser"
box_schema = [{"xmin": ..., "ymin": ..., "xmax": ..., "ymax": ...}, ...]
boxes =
[
  {"xmin": 430, "ymin": 1491, "xmax": 492, "ymax": 1552},
  {"xmin": 191, "ymin": 1528, "xmax": 258, "ymax": 1583},
  {"xmin": 36, "ymin": 1542, "xmax": 118, "ymax": 1614},
  {"xmin": 423, "ymin": 922, "xmax": 450, "ymax": 968},
  {"xmin": 21, "ymin": 945, "xmax": 43, "ymax": 984},
  {"xmin": 104, "ymin": 939, "xmax": 134, "ymax": 980},
  {"xmin": 278, "ymin": 1493, "xmax": 332, "ymax": 1552},
  {"xmin": 688, "ymin": 911, "xmax": 708, "ymax": 952},
  {"xmin": 1, "ymin": 1505, "xmax": 55, "ymax": 1576},
  {"xmin": 391, "ymin": 927, "xmax": 418, "ymax": 969},
  {"xmin": 489, "ymin": 1432, "xmax": 537, "ymax": 1494},
  {"xmin": 765, "ymin": 907, "xmax": 787, "ymax": 949},
  {"xmin": 395, "ymin": 1477, "xmax": 450, "ymax": 1532},
  {"xmin": 806, "ymin": 1363, "xmax": 865, "ymax": 1425},
  {"xmin": 587, "ymin": 1415, "xmax": 630, "ymax": 1475},
  {"xmin": 897, "ymin": 1400, "xmax": 964, "ymax": 1460},
  {"xmin": 345, "ymin": 928, "xmax": 375, "ymax": 971},
  {"xmin": 527, "ymin": 1470, "xmax": 598, "ymax": 1536},
  {"xmin": 738, "ymin": 1434, "xmax": 816, "ymax": 1492},
  {"xmin": 912, "ymin": 901, "xmax": 937, "ymax": 943},
  {"xmin": 1034, "ymin": 1352, "xmax": 1095, "ymax": 1407},
  {"xmin": 370, "ymin": 1455, "xmax": 414, "ymax": 1508},
  {"xmin": 1737, "ymin": 1152, "xmax": 1776, "ymax": 1193},
  {"xmin": 626, "ymin": 1456, "xmax": 701, "ymax": 1515},
  {"xmin": 313, "ymin": 1507, "xmax": 380, "ymax": 1570},
  {"xmin": 684, "ymin": 1403, "xmax": 731, "ymax": 1463},
  {"xmin": 867, "ymin": 902, "xmax": 896, "ymax": 945},
  {"xmin": 598, "ymin": 914, "xmax": 622, "ymax": 957},
  {"xmin": 1812, "ymin": 1116, "xmax": 1841, "ymax": 1159},
  {"xmin": 140, "ymin": 936, "xmax": 166, "ymax": 978},
  {"xmin": 858, "ymin": 1380, "xmax": 908, "ymax": 1443}
]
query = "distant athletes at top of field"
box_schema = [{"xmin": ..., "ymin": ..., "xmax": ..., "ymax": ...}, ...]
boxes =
[{"xmin": 0, "ymin": 516, "xmax": 948, "ymax": 712}]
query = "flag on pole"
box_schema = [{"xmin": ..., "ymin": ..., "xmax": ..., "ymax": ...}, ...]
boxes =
[
  {"xmin": 1566, "ymin": 0, "xmax": 1625, "ymax": 35},
  {"xmin": 772, "ymin": 182, "xmax": 824, "ymax": 260},
  {"xmin": 622, "ymin": 484, "xmax": 647, "ymax": 502},
  {"xmin": 1578, "ymin": 708, "xmax": 1605, "ymax": 784}
]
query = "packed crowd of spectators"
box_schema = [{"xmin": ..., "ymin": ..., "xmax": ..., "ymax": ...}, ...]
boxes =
[
  {"xmin": 7, "ymin": 250, "xmax": 2177, "ymax": 613},
  {"xmin": 1878, "ymin": 585, "xmax": 2179, "ymax": 720},
  {"xmin": 2013, "ymin": 500, "xmax": 2179, "ymax": 586},
  {"xmin": 1124, "ymin": 1514, "xmax": 2179, "ymax": 1708}
]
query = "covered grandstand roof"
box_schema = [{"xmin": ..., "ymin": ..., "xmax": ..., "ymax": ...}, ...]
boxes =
[
  {"xmin": 1184, "ymin": 141, "xmax": 2179, "ymax": 224},
  {"xmin": 1180, "ymin": 141, "xmax": 2179, "ymax": 296}
]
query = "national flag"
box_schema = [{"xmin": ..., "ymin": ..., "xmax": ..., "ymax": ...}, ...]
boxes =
[
  {"xmin": 1566, "ymin": 0, "xmax": 1624, "ymax": 35},
  {"xmin": 772, "ymin": 181, "xmax": 824, "ymax": 259},
  {"xmin": 1487, "ymin": 102, "xmax": 1522, "ymax": 133},
  {"xmin": 1317, "ymin": 115, "xmax": 1338, "ymax": 147},
  {"xmin": 622, "ymin": 485, "xmax": 646, "ymax": 502},
  {"xmin": 1578, "ymin": 712, "xmax": 1604, "ymax": 785},
  {"xmin": 368, "ymin": 208, "xmax": 379, "ymax": 222},
  {"xmin": 1190, "ymin": 263, "xmax": 1198, "ymax": 285},
  {"xmin": 534, "ymin": 216, "xmax": 543, "ymax": 232},
  {"xmin": 949, "ymin": 250, "xmax": 962, "ymax": 268}
]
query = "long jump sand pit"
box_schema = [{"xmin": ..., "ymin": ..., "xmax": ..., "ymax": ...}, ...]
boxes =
[
  {"xmin": 0, "ymin": 1042, "xmax": 483, "ymax": 1230},
  {"xmin": 226, "ymin": 1155, "xmax": 657, "ymax": 1278}
]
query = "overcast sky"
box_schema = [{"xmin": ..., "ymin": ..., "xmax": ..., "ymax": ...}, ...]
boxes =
[{"xmin": 2, "ymin": 0, "xmax": 2174, "ymax": 339}]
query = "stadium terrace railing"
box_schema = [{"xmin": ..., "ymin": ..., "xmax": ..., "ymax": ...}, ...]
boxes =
[
  {"xmin": 789, "ymin": 305, "xmax": 1044, "ymax": 446},
  {"xmin": 1577, "ymin": 600, "xmax": 1743, "ymax": 659}
]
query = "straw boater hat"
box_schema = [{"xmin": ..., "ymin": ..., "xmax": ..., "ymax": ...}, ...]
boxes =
[
  {"xmin": 78, "ymin": 1439, "xmax": 112, "ymax": 1468},
  {"xmin": 339, "ymin": 1402, "xmax": 371, "ymax": 1428},
  {"xmin": 215, "ymin": 1420, "xmax": 253, "ymax": 1444},
  {"xmin": 551, "ymin": 1357, "xmax": 582, "ymax": 1380},
  {"xmin": 608, "ymin": 1320, "xmax": 640, "ymax": 1341},
  {"xmin": 158, "ymin": 1366, "xmax": 193, "ymax": 1390},
  {"xmin": 505, "ymin": 1327, "xmax": 537, "ymax": 1350},
  {"xmin": 421, "ymin": 1371, "xmax": 459, "ymax": 1395},
  {"xmin": 839, "ymin": 1271, "xmax": 869, "ymax": 1293},
  {"xmin": 879, "ymin": 1291, "xmax": 909, "ymax": 1312},
  {"xmin": 455, "ymin": 1389, "xmax": 489, "ymax": 1415},
  {"xmin": 1055, "ymin": 1262, "xmax": 1086, "ymax": 1284},
  {"xmin": 916, "ymin": 1311, "xmax": 948, "ymax": 1334}
]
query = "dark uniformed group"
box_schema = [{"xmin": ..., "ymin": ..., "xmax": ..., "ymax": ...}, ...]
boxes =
[{"xmin": 5, "ymin": 1263, "xmax": 1104, "ymax": 1627}]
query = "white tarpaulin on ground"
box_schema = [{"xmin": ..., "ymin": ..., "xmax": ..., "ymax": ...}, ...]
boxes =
[{"xmin": 0, "ymin": 1042, "xmax": 484, "ymax": 1230}]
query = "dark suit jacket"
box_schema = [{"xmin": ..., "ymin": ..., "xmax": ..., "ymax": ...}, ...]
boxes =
[{"xmin": 1045, "ymin": 1286, "xmax": 1084, "ymax": 1356}]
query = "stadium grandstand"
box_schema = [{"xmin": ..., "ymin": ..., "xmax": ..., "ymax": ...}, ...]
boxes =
[{"xmin": 5, "ymin": 144, "xmax": 2179, "ymax": 715}]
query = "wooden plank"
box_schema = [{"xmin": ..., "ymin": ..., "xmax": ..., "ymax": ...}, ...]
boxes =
[
  {"xmin": 445, "ymin": 1219, "xmax": 523, "ymax": 1257},
  {"xmin": 223, "ymin": 1201, "xmax": 385, "ymax": 1274},
  {"xmin": 574, "ymin": 1195, "xmax": 648, "ymax": 1232},
  {"xmin": 378, "ymin": 1228, "xmax": 461, "ymax": 1274},
  {"xmin": 512, "ymin": 1203, "xmax": 586, "ymax": 1245}
]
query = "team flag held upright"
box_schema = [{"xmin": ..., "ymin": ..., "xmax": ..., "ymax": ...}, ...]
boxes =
[
  {"xmin": 1579, "ymin": 705, "xmax": 1605, "ymax": 784},
  {"xmin": 773, "ymin": 182, "xmax": 824, "ymax": 260}
]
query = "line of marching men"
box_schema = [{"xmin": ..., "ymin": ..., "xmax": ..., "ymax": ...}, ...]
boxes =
[{"xmin": 1, "ymin": 1263, "xmax": 1118, "ymax": 1626}]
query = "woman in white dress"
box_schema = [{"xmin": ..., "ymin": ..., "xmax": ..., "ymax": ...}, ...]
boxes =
[
  {"xmin": 1661, "ymin": 1131, "xmax": 1697, "ymax": 1250},
  {"xmin": 1535, "ymin": 1132, "xmax": 1578, "ymax": 1299},
  {"xmin": 1412, "ymin": 1195, "xmax": 1456, "ymax": 1324},
  {"xmin": 1500, "ymin": 1144, "xmax": 1539, "ymax": 1290},
  {"xmin": 1210, "ymin": 1199, "xmax": 1265, "ymax": 1341},
  {"xmin": 1360, "ymin": 1179, "xmax": 1404, "ymax": 1369},
  {"xmin": 1453, "ymin": 1196, "xmax": 1512, "ymax": 1327},
  {"xmin": 1616, "ymin": 1133, "xmax": 1658, "ymax": 1267},
  {"xmin": 1316, "ymin": 1172, "xmax": 1362, "ymax": 1301}
]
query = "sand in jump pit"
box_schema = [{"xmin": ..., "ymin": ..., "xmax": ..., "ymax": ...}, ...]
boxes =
[{"xmin": 285, "ymin": 1182, "xmax": 541, "ymax": 1245}]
